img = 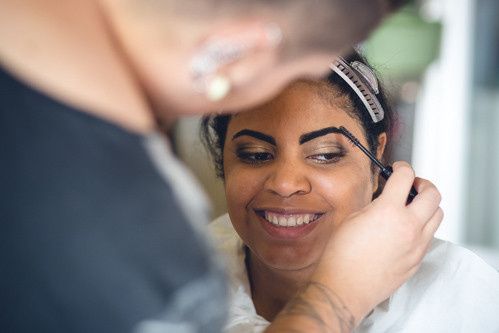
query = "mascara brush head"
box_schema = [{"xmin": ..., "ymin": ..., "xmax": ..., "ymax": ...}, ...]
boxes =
[
  {"xmin": 338, "ymin": 126, "xmax": 418, "ymax": 204},
  {"xmin": 338, "ymin": 126, "xmax": 388, "ymax": 175},
  {"xmin": 338, "ymin": 126, "xmax": 360, "ymax": 146}
]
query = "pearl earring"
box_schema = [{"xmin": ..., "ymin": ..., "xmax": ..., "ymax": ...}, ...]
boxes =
[
  {"xmin": 189, "ymin": 22, "xmax": 282, "ymax": 102},
  {"xmin": 206, "ymin": 75, "xmax": 231, "ymax": 102}
]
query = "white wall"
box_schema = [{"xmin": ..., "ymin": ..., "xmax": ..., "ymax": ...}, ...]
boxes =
[{"xmin": 412, "ymin": 0, "xmax": 475, "ymax": 243}]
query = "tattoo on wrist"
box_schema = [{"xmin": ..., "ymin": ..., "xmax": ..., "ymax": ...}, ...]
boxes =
[{"xmin": 280, "ymin": 281, "xmax": 355, "ymax": 333}]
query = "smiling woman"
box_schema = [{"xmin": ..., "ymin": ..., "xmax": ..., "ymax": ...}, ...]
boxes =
[
  {"xmin": 222, "ymin": 80, "xmax": 385, "ymax": 275},
  {"xmin": 201, "ymin": 51, "xmax": 499, "ymax": 332}
]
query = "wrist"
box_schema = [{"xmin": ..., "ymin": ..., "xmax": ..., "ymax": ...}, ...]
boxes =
[{"xmin": 309, "ymin": 270, "xmax": 373, "ymax": 326}]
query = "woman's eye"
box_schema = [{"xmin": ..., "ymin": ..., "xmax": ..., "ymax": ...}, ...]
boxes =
[
  {"xmin": 236, "ymin": 151, "xmax": 274, "ymax": 164},
  {"xmin": 308, "ymin": 152, "xmax": 344, "ymax": 164}
]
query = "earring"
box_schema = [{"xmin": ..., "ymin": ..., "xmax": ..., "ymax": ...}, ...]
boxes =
[
  {"xmin": 190, "ymin": 41, "xmax": 242, "ymax": 101},
  {"xmin": 189, "ymin": 22, "xmax": 282, "ymax": 101},
  {"xmin": 206, "ymin": 75, "xmax": 231, "ymax": 102}
]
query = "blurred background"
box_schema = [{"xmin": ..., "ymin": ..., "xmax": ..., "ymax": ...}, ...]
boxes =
[{"xmin": 173, "ymin": 0, "xmax": 499, "ymax": 268}]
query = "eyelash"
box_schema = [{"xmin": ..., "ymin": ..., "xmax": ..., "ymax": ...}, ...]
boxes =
[
  {"xmin": 235, "ymin": 150, "xmax": 346, "ymax": 165},
  {"xmin": 307, "ymin": 152, "xmax": 345, "ymax": 164},
  {"xmin": 236, "ymin": 151, "xmax": 274, "ymax": 165}
]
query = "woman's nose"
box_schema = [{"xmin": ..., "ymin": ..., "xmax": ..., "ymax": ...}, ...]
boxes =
[{"xmin": 263, "ymin": 159, "xmax": 311, "ymax": 197}]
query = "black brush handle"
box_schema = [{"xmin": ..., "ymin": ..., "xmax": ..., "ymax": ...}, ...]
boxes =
[
  {"xmin": 338, "ymin": 127, "xmax": 418, "ymax": 204},
  {"xmin": 381, "ymin": 166, "xmax": 418, "ymax": 204}
]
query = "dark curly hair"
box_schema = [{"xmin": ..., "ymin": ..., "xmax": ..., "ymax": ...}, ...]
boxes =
[{"xmin": 200, "ymin": 50, "xmax": 394, "ymax": 184}]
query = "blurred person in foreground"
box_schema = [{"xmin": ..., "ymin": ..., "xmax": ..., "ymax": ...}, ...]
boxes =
[{"xmin": 0, "ymin": 0, "xmax": 442, "ymax": 332}]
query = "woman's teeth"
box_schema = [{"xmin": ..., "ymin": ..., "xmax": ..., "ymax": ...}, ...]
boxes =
[{"xmin": 263, "ymin": 211, "xmax": 321, "ymax": 227}]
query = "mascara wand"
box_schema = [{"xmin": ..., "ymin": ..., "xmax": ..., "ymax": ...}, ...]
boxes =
[{"xmin": 338, "ymin": 126, "xmax": 418, "ymax": 204}]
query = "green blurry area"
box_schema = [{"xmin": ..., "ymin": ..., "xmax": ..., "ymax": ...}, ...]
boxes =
[{"xmin": 363, "ymin": 5, "xmax": 442, "ymax": 80}]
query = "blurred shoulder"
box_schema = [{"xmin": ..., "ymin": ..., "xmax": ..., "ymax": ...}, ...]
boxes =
[
  {"xmin": 424, "ymin": 238, "xmax": 499, "ymax": 279},
  {"xmin": 209, "ymin": 213, "xmax": 237, "ymax": 245},
  {"xmin": 358, "ymin": 239, "xmax": 499, "ymax": 332}
]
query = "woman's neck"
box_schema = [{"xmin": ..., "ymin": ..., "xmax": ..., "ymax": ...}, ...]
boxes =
[
  {"xmin": 0, "ymin": 0, "xmax": 154, "ymax": 134},
  {"xmin": 246, "ymin": 249, "xmax": 316, "ymax": 322}
]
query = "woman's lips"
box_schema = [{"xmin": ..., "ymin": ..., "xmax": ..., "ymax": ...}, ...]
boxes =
[
  {"xmin": 256, "ymin": 210, "xmax": 323, "ymax": 227},
  {"xmin": 254, "ymin": 209, "xmax": 324, "ymax": 239}
]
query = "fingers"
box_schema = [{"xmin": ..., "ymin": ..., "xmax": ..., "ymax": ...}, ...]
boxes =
[
  {"xmin": 408, "ymin": 177, "xmax": 442, "ymax": 226},
  {"xmin": 422, "ymin": 206, "xmax": 444, "ymax": 243},
  {"xmin": 378, "ymin": 160, "xmax": 442, "ymax": 235},
  {"xmin": 403, "ymin": 207, "xmax": 443, "ymax": 277},
  {"xmin": 379, "ymin": 161, "xmax": 416, "ymax": 206}
]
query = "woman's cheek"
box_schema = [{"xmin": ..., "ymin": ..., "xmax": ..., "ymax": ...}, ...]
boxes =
[
  {"xmin": 225, "ymin": 167, "xmax": 258, "ymax": 213},
  {"xmin": 311, "ymin": 170, "xmax": 373, "ymax": 217},
  {"xmin": 224, "ymin": 167, "xmax": 264, "ymax": 243}
]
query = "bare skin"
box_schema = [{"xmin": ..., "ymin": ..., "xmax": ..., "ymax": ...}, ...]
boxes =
[
  {"xmin": 268, "ymin": 164, "xmax": 442, "ymax": 332},
  {"xmin": 223, "ymin": 83, "xmax": 442, "ymax": 330},
  {"xmin": 0, "ymin": 0, "xmax": 153, "ymax": 132},
  {"xmin": 224, "ymin": 83, "xmax": 382, "ymax": 320}
]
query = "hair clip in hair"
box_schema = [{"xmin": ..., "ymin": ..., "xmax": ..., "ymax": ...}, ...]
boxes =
[
  {"xmin": 330, "ymin": 57, "xmax": 384, "ymax": 123},
  {"xmin": 351, "ymin": 61, "xmax": 379, "ymax": 94}
]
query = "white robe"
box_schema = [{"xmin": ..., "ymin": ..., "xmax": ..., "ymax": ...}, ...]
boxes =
[{"xmin": 209, "ymin": 213, "xmax": 499, "ymax": 333}]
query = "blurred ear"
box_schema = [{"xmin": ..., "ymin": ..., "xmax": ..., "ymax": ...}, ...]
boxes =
[
  {"xmin": 373, "ymin": 132, "xmax": 388, "ymax": 192},
  {"xmin": 376, "ymin": 132, "xmax": 387, "ymax": 161},
  {"xmin": 189, "ymin": 20, "xmax": 282, "ymax": 88}
]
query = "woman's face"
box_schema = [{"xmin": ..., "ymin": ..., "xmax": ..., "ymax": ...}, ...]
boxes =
[{"xmin": 223, "ymin": 81, "xmax": 384, "ymax": 272}]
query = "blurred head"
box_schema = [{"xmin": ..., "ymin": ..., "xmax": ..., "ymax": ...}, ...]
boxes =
[
  {"xmin": 201, "ymin": 51, "xmax": 393, "ymax": 272},
  {"xmin": 99, "ymin": 0, "xmax": 406, "ymax": 121}
]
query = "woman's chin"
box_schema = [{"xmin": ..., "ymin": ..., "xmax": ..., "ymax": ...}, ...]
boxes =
[{"xmin": 259, "ymin": 255, "xmax": 318, "ymax": 273}]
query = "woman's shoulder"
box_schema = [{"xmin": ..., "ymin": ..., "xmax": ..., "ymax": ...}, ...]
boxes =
[
  {"xmin": 358, "ymin": 239, "xmax": 499, "ymax": 332},
  {"xmin": 210, "ymin": 213, "xmax": 234, "ymax": 235},
  {"xmin": 207, "ymin": 214, "xmax": 269, "ymax": 332},
  {"xmin": 382, "ymin": 239, "xmax": 498, "ymax": 331},
  {"xmin": 207, "ymin": 213, "xmax": 246, "ymax": 278},
  {"xmin": 423, "ymin": 238, "xmax": 499, "ymax": 280},
  {"xmin": 208, "ymin": 213, "xmax": 240, "ymax": 252},
  {"xmin": 403, "ymin": 238, "xmax": 499, "ymax": 299}
]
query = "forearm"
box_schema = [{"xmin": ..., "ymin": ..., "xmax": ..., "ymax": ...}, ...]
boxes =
[{"xmin": 264, "ymin": 281, "xmax": 355, "ymax": 333}]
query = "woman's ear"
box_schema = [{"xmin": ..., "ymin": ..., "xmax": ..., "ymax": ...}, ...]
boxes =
[
  {"xmin": 189, "ymin": 20, "xmax": 282, "ymax": 101},
  {"xmin": 376, "ymin": 132, "xmax": 387, "ymax": 161},
  {"xmin": 373, "ymin": 132, "xmax": 387, "ymax": 193}
]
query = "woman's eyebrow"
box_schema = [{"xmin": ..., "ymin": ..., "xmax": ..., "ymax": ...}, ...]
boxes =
[
  {"xmin": 232, "ymin": 129, "xmax": 276, "ymax": 146},
  {"xmin": 299, "ymin": 126, "xmax": 342, "ymax": 145}
]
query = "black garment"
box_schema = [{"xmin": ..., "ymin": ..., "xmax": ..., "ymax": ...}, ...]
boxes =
[{"xmin": 0, "ymin": 67, "xmax": 227, "ymax": 333}]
